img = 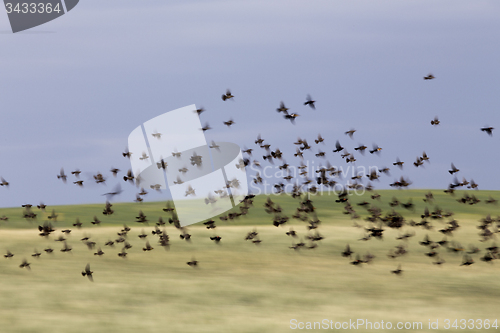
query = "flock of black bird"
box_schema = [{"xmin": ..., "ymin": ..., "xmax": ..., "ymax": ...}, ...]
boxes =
[{"xmin": 1, "ymin": 74, "xmax": 499, "ymax": 280}]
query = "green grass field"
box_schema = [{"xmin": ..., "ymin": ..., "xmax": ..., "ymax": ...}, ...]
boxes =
[{"xmin": 1, "ymin": 190, "xmax": 500, "ymax": 332}]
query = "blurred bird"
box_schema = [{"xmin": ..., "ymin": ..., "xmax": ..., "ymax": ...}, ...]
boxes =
[
  {"xmin": 345, "ymin": 129, "xmax": 356, "ymax": 139},
  {"xmin": 91, "ymin": 216, "xmax": 101, "ymax": 225},
  {"xmin": 342, "ymin": 244, "xmax": 354, "ymax": 257},
  {"xmin": 187, "ymin": 259, "xmax": 198, "ymax": 267},
  {"xmin": 19, "ymin": 259, "xmax": 30, "ymax": 270},
  {"xmin": 333, "ymin": 141, "xmax": 344, "ymax": 153},
  {"xmin": 0, "ymin": 177, "xmax": 9, "ymax": 187},
  {"xmin": 369, "ymin": 144, "xmax": 382, "ymax": 154},
  {"xmin": 221, "ymin": 89, "xmax": 234, "ymax": 101},
  {"xmin": 304, "ymin": 95, "xmax": 316, "ymax": 109},
  {"xmin": 57, "ymin": 168, "xmax": 67, "ymax": 183},
  {"xmin": 449, "ymin": 163, "xmax": 459, "ymax": 175},
  {"xmin": 209, "ymin": 141, "xmax": 220, "ymax": 150},
  {"xmin": 481, "ymin": 126, "xmax": 494, "ymax": 136},
  {"xmin": 276, "ymin": 101, "xmax": 289, "ymax": 113},
  {"xmin": 185, "ymin": 185, "xmax": 196, "ymax": 197},
  {"xmin": 156, "ymin": 159, "xmax": 167, "ymax": 170},
  {"xmin": 60, "ymin": 242, "xmax": 72, "ymax": 252},
  {"xmin": 424, "ymin": 73, "xmax": 435, "ymax": 80},
  {"xmin": 391, "ymin": 264, "xmax": 403, "ymax": 275},
  {"xmin": 460, "ymin": 255, "xmax": 474, "ymax": 266},
  {"xmin": 284, "ymin": 113, "xmax": 300, "ymax": 123},
  {"xmin": 431, "ymin": 116, "xmax": 440, "ymax": 125},
  {"xmin": 71, "ymin": 170, "xmax": 81, "ymax": 177},
  {"xmin": 103, "ymin": 184, "xmax": 123, "ymax": 199},
  {"xmin": 73, "ymin": 218, "xmax": 82, "ymax": 228},
  {"xmin": 393, "ymin": 158, "xmax": 404, "ymax": 169},
  {"xmin": 123, "ymin": 170, "xmax": 135, "ymax": 183},
  {"xmin": 143, "ymin": 241, "xmax": 154, "ymax": 251},
  {"xmin": 122, "ymin": 149, "xmax": 132, "ymax": 158},
  {"xmin": 81, "ymin": 264, "xmax": 93, "ymax": 281},
  {"xmin": 201, "ymin": 123, "xmax": 211, "ymax": 131}
]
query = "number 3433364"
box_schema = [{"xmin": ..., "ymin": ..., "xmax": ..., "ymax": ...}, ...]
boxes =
[
  {"xmin": 443, "ymin": 319, "xmax": 498, "ymax": 330},
  {"xmin": 5, "ymin": 2, "xmax": 62, "ymax": 14}
]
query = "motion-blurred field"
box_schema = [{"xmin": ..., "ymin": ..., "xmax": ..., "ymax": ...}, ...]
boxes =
[{"xmin": 1, "ymin": 190, "xmax": 500, "ymax": 332}]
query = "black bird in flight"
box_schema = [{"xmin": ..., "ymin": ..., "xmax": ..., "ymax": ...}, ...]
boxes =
[
  {"xmin": 123, "ymin": 170, "xmax": 134, "ymax": 183},
  {"xmin": 157, "ymin": 159, "xmax": 167, "ymax": 170},
  {"xmin": 341, "ymin": 244, "xmax": 354, "ymax": 258},
  {"xmin": 369, "ymin": 144, "xmax": 382, "ymax": 154},
  {"xmin": 345, "ymin": 129, "xmax": 356, "ymax": 138},
  {"xmin": 449, "ymin": 163, "xmax": 459, "ymax": 175},
  {"xmin": 122, "ymin": 148, "xmax": 132, "ymax": 158},
  {"xmin": 57, "ymin": 168, "xmax": 67, "ymax": 183},
  {"xmin": 284, "ymin": 113, "xmax": 299, "ymax": 124},
  {"xmin": 223, "ymin": 119, "xmax": 235, "ymax": 127},
  {"xmin": 391, "ymin": 264, "xmax": 403, "ymax": 275},
  {"xmin": 460, "ymin": 255, "xmax": 474, "ymax": 266},
  {"xmin": 103, "ymin": 184, "xmax": 123, "ymax": 200},
  {"xmin": 393, "ymin": 158, "xmax": 404, "ymax": 169},
  {"xmin": 481, "ymin": 126, "xmax": 494, "ymax": 136},
  {"xmin": 304, "ymin": 95, "xmax": 315, "ymax": 109},
  {"xmin": 333, "ymin": 141, "xmax": 344, "ymax": 153},
  {"xmin": 221, "ymin": 89, "xmax": 234, "ymax": 101},
  {"xmin": 143, "ymin": 241, "xmax": 154, "ymax": 251},
  {"xmin": 431, "ymin": 116, "xmax": 440, "ymax": 126},
  {"xmin": 276, "ymin": 101, "xmax": 289, "ymax": 113},
  {"xmin": 424, "ymin": 73, "xmax": 435, "ymax": 80},
  {"xmin": 73, "ymin": 218, "xmax": 82, "ymax": 228},
  {"xmin": 0, "ymin": 177, "xmax": 9, "ymax": 187},
  {"xmin": 71, "ymin": 169, "xmax": 81, "ymax": 177},
  {"xmin": 187, "ymin": 258, "xmax": 198, "ymax": 267},
  {"xmin": 82, "ymin": 264, "xmax": 93, "ymax": 281},
  {"xmin": 201, "ymin": 122, "xmax": 211, "ymax": 132},
  {"xmin": 19, "ymin": 259, "xmax": 30, "ymax": 270}
]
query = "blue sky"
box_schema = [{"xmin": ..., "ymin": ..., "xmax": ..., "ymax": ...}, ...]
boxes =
[{"xmin": 1, "ymin": 0, "xmax": 499, "ymax": 208}]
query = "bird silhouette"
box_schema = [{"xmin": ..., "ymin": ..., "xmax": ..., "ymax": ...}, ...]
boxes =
[
  {"xmin": 304, "ymin": 95, "xmax": 316, "ymax": 109},
  {"xmin": 81, "ymin": 264, "xmax": 93, "ymax": 281},
  {"xmin": 481, "ymin": 126, "xmax": 494, "ymax": 136},
  {"xmin": 221, "ymin": 89, "xmax": 234, "ymax": 101}
]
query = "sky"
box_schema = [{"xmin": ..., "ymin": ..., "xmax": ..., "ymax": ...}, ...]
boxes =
[{"xmin": 0, "ymin": 0, "xmax": 500, "ymax": 208}]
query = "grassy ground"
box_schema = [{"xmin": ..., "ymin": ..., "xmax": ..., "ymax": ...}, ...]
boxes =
[{"xmin": 0, "ymin": 190, "xmax": 499, "ymax": 332}]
